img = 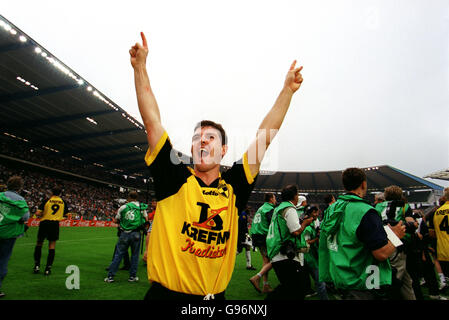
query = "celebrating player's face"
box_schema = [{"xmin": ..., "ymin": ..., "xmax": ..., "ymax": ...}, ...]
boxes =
[{"xmin": 191, "ymin": 126, "xmax": 225, "ymax": 171}]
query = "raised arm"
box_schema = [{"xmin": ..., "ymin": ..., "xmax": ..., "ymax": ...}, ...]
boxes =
[
  {"xmin": 130, "ymin": 32, "xmax": 165, "ymax": 151},
  {"xmin": 246, "ymin": 60, "xmax": 304, "ymax": 177}
]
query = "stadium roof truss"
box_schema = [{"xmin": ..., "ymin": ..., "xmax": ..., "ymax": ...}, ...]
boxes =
[{"xmin": 0, "ymin": 15, "xmax": 444, "ymax": 193}]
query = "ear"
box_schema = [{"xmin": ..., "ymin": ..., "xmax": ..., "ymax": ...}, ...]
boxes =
[
  {"xmin": 221, "ymin": 144, "xmax": 228, "ymax": 158},
  {"xmin": 362, "ymin": 180, "xmax": 368, "ymax": 190}
]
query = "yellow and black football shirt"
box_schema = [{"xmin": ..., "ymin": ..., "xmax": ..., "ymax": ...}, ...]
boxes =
[
  {"xmin": 38, "ymin": 195, "xmax": 67, "ymax": 222},
  {"xmin": 428, "ymin": 201, "xmax": 449, "ymax": 261},
  {"xmin": 145, "ymin": 131, "xmax": 258, "ymax": 296}
]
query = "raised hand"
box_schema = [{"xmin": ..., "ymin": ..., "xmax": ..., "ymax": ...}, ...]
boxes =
[
  {"xmin": 284, "ymin": 60, "xmax": 304, "ymax": 93},
  {"xmin": 129, "ymin": 32, "xmax": 149, "ymax": 69}
]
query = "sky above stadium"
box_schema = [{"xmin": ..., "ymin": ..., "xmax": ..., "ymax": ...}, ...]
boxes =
[{"xmin": 2, "ymin": 0, "xmax": 449, "ymax": 187}]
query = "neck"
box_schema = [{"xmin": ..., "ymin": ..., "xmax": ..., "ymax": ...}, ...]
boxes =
[
  {"xmin": 194, "ymin": 166, "xmax": 220, "ymax": 186},
  {"xmin": 349, "ymin": 189, "xmax": 364, "ymax": 198}
]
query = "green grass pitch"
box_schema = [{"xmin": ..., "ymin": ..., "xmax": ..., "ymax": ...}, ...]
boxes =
[
  {"xmin": 2, "ymin": 226, "xmax": 282, "ymax": 300},
  {"xmin": 6, "ymin": 227, "xmax": 436, "ymax": 300}
]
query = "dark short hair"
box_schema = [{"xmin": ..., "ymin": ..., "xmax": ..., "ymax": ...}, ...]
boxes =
[
  {"xmin": 264, "ymin": 193, "xmax": 275, "ymax": 202},
  {"xmin": 384, "ymin": 185, "xmax": 403, "ymax": 201},
  {"xmin": 194, "ymin": 120, "xmax": 228, "ymax": 146},
  {"xmin": 342, "ymin": 168, "xmax": 366, "ymax": 191},
  {"xmin": 128, "ymin": 191, "xmax": 138, "ymax": 200},
  {"xmin": 7, "ymin": 176, "xmax": 23, "ymax": 192},
  {"xmin": 305, "ymin": 205, "xmax": 319, "ymax": 217},
  {"xmin": 52, "ymin": 186, "xmax": 62, "ymax": 196},
  {"xmin": 323, "ymin": 194, "xmax": 334, "ymax": 204},
  {"xmin": 281, "ymin": 185, "xmax": 298, "ymax": 202}
]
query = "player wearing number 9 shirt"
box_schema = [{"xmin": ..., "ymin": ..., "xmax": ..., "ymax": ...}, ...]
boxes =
[{"xmin": 33, "ymin": 186, "xmax": 68, "ymax": 275}]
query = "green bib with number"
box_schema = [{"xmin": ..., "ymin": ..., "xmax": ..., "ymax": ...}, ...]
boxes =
[
  {"xmin": 250, "ymin": 202, "xmax": 275, "ymax": 236},
  {"xmin": 120, "ymin": 202, "xmax": 147, "ymax": 231}
]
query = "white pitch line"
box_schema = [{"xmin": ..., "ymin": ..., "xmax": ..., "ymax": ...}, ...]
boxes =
[{"xmin": 14, "ymin": 237, "xmax": 117, "ymax": 246}]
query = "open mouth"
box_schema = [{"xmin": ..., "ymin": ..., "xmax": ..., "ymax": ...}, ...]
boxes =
[{"xmin": 200, "ymin": 148, "xmax": 210, "ymax": 159}]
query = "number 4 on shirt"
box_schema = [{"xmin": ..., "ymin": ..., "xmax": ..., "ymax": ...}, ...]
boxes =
[{"xmin": 439, "ymin": 215, "xmax": 449, "ymax": 234}]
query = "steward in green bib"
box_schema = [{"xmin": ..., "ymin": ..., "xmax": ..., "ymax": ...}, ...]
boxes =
[
  {"xmin": 0, "ymin": 192, "xmax": 29, "ymax": 239},
  {"xmin": 374, "ymin": 185, "xmax": 417, "ymax": 300},
  {"xmin": 249, "ymin": 193, "xmax": 276, "ymax": 294},
  {"xmin": 105, "ymin": 191, "xmax": 148, "ymax": 283},
  {"xmin": 0, "ymin": 176, "xmax": 30, "ymax": 298},
  {"xmin": 266, "ymin": 201, "xmax": 308, "ymax": 261},
  {"xmin": 265, "ymin": 185, "xmax": 313, "ymax": 300},
  {"xmin": 318, "ymin": 168, "xmax": 405, "ymax": 300},
  {"xmin": 250, "ymin": 202, "xmax": 275, "ymax": 237}
]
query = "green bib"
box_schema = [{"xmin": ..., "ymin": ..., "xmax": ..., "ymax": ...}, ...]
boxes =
[
  {"xmin": 266, "ymin": 201, "xmax": 307, "ymax": 260},
  {"xmin": 250, "ymin": 202, "xmax": 275, "ymax": 236},
  {"xmin": 319, "ymin": 194, "xmax": 392, "ymax": 290},
  {"xmin": 375, "ymin": 201, "xmax": 411, "ymax": 244},
  {"xmin": 0, "ymin": 192, "xmax": 29, "ymax": 239},
  {"xmin": 120, "ymin": 202, "xmax": 148, "ymax": 231},
  {"xmin": 304, "ymin": 224, "xmax": 318, "ymax": 269}
]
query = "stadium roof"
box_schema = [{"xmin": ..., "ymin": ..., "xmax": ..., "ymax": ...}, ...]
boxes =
[
  {"xmin": 252, "ymin": 165, "xmax": 444, "ymax": 193},
  {"xmin": 0, "ymin": 15, "xmax": 443, "ymax": 194},
  {"xmin": 0, "ymin": 15, "xmax": 149, "ymax": 178}
]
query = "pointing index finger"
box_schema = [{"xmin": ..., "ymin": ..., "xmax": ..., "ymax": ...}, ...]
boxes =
[
  {"xmin": 289, "ymin": 60, "xmax": 297, "ymax": 71},
  {"xmin": 140, "ymin": 32, "xmax": 148, "ymax": 48}
]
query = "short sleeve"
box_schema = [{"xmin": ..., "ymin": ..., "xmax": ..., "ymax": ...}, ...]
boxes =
[
  {"xmin": 221, "ymin": 152, "xmax": 258, "ymax": 211},
  {"xmin": 284, "ymin": 207, "xmax": 301, "ymax": 233},
  {"xmin": 356, "ymin": 209, "xmax": 389, "ymax": 251},
  {"xmin": 144, "ymin": 132, "xmax": 192, "ymax": 201}
]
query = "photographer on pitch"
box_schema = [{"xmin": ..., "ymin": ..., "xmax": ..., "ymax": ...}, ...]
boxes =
[
  {"xmin": 375, "ymin": 186, "xmax": 416, "ymax": 300},
  {"xmin": 104, "ymin": 191, "xmax": 148, "ymax": 283},
  {"xmin": 266, "ymin": 184, "xmax": 314, "ymax": 300}
]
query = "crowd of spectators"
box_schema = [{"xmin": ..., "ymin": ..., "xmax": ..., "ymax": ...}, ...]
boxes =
[
  {"xmin": 0, "ymin": 135, "xmax": 146, "ymax": 189},
  {"xmin": 0, "ymin": 162, "xmax": 136, "ymax": 221}
]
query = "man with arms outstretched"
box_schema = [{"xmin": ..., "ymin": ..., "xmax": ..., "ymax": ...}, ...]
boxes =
[{"xmin": 130, "ymin": 32, "xmax": 304, "ymax": 300}]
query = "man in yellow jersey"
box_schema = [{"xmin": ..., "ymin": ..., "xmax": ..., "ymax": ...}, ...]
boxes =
[
  {"xmin": 33, "ymin": 186, "xmax": 68, "ymax": 275},
  {"xmin": 129, "ymin": 32, "xmax": 304, "ymax": 300},
  {"xmin": 429, "ymin": 187, "xmax": 449, "ymax": 281}
]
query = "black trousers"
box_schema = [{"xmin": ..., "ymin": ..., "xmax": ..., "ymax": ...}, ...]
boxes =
[
  {"xmin": 144, "ymin": 282, "xmax": 226, "ymax": 301},
  {"xmin": 407, "ymin": 251, "xmax": 439, "ymax": 299},
  {"xmin": 266, "ymin": 259, "xmax": 306, "ymax": 300}
]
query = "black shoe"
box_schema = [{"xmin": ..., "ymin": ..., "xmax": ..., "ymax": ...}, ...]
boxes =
[
  {"xmin": 33, "ymin": 265, "xmax": 40, "ymax": 274},
  {"xmin": 0, "ymin": 292, "xmax": 5, "ymax": 298},
  {"xmin": 44, "ymin": 267, "xmax": 51, "ymax": 276},
  {"xmin": 246, "ymin": 266, "xmax": 256, "ymax": 270}
]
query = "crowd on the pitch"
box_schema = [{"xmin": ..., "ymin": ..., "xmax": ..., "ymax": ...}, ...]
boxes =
[{"xmin": 241, "ymin": 176, "xmax": 449, "ymax": 301}]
